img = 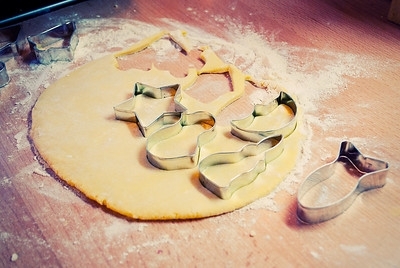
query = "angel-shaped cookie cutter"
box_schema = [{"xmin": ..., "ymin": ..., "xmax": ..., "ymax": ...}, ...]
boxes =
[
  {"xmin": 146, "ymin": 111, "xmax": 217, "ymax": 170},
  {"xmin": 27, "ymin": 21, "xmax": 78, "ymax": 65},
  {"xmin": 231, "ymin": 91, "xmax": 297, "ymax": 142},
  {"xmin": 297, "ymin": 141, "xmax": 389, "ymax": 224},
  {"xmin": 114, "ymin": 82, "xmax": 181, "ymax": 137},
  {"xmin": 199, "ymin": 135, "xmax": 284, "ymax": 199}
]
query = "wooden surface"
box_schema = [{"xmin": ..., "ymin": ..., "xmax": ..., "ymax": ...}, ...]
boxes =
[{"xmin": 1, "ymin": 0, "xmax": 400, "ymax": 266}]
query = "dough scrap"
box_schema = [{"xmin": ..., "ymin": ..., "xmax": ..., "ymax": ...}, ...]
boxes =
[{"xmin": 30, "ymin": 31, "xmax": 304, "ymax": 220}]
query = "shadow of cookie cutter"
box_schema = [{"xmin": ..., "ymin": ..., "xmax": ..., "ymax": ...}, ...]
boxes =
[
  {"xmin": 114, "ymin": 82, "xmax": 181, "ymax": 137},
  {"xmin": 231, "ymin": 91, "xmax": 297, "ymax": 142},
  {"xmin": 297, "ymin": 141, "xmax": 389, "ymax": 224},
  {"xmin": 27, "ymin": 21, "xmax": 78, "ymax": 65},
  {"xmin": 199, "ymin": 135, "xmax": 284, "ymax": 199},
  {"xmin": 146, "ymin": 111, "xmax": 217, "ymax": 170}
]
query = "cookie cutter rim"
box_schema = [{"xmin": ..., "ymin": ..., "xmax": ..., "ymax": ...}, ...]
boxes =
[
  {"xmin": 27, "ymin": 21, "xmax": 78, "ymax": 65},
  {"xmin": 231, "ymin": 91, "xmax": 297, "ymax": 142},
  {"xmin": 297, "ymin": 141, "xmax": 389, "ymax": 224},
  {"xmin": 199, "ymin": 134, "xmax": 284, "ymax": 199},
  {"xmin": 0, "ymin": 24, "xmax": 21, "ymax": 62},
  {"xmin": 146, "ymin": 110, "xmax": 217, "ymax": 170},
  {"xmin": 114, "ymin": 82, "xmax": 181, "ymax": 137}
]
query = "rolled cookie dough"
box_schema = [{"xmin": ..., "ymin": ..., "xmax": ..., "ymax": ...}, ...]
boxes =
[{"xmin": 30, "ymin": 31, "xmax": 303, "ymax": 219}]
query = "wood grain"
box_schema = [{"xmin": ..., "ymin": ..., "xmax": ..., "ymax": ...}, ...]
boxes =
[{"xmin": 1, "ymin": 0, "xmax": 400, "ymax": 266}]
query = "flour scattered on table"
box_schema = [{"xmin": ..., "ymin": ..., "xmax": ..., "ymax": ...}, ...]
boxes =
[{"xmin": 10, "ymin": 253, "xmax": 18, "ymax": 262}]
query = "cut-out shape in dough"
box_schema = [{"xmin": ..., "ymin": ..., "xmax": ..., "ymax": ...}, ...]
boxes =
[{"xmin": 174, "ymin": 49, "xmax": 247, "ymax": 116}]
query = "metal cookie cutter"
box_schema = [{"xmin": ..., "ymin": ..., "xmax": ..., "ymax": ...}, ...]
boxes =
[
  {"xmin": 146, "ymin": 111, "xmax": 217, "ymax": 170},
  {"xmin": 297, "ymin": 141, "xmax": 389, "ymax": 224},
  {"xmin": 0, "ymin": 24, "xmax": 21, "ymax": 62},
  {"xmin": 231, "ymin": 91, "xmax": 297, "ymax": 142},
  {"xmin": 27, "ymin": 21, "xmax": 78, "ymax": 65},
  {"xmin": 114, "ymin": 82, "xmax": 181, "ymax": 137},
  {"xmin": 199, "ymin": 135, "xmax": 284, "ymax": 199},
  {"xmin": 0, "ymin": 61, "xmax": 9, "ymax": 87}
]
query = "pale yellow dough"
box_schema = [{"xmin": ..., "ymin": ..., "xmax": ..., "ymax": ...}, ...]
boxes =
[{"xmin": 30, "ymin": 31, "xmax": 304, "ymax": 220}]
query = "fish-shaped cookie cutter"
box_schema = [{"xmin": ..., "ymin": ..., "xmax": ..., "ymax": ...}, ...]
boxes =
[
  {"xmin": 114, "ymin": 82, "xmax": 181, "ymax": 137},
  {"xmin": 27, "ymin": 21, "xmax": 78, "ymax": 65},
  {"xmin": 146, "ymin": 111, "xmax": 216, "ymax": 170},
  {"xmin": 297, "ymin": 141, "xmax": 389, "ymax": 224},
  {"xmin": 231, "ymin": 91, "xmax": 297, "ymax": 142},
  {"xmin": 199, "ymin": 135, "xmax": 284, "ymax": 199}
]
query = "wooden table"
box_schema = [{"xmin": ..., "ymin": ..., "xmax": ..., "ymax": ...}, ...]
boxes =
[{"xmin": 1, "ymin": 0, "xmax": 400, "ymax": 266}]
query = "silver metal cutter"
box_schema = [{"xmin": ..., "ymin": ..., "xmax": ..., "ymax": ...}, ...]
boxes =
[{"xmin": 297, "ymin": 141, "xmax": 389, "ymax": 224}]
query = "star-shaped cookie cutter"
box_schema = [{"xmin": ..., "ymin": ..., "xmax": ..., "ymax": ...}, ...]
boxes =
[
  {"xmin": 297, "ymin": 141, "xmax": 389, "ymax": 224},
  {"xmin": 146, "ymin": 111, "xmax": 217, "ymax": 170},
  {"xmin": 231, "ymin": 91, "xmax": 297, "ymax": 142},
  {"xmin": 199, "ymin": 135, "xmax": 284, "ymax": 199},
  {"xmin": 114, "ymin": 82, "xmax": 181, "ymax": 137},
  {"xmin": 27, "ymin": 21, "xmax": 78, "ymax": 65}
]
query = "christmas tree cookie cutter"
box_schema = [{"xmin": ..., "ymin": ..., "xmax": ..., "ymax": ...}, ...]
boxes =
[
  {"xmin": 114, "ymin": 82, "xmax": 181, "ymax": 137},
  {"xmin": 27, "ymin": 21, "xmax": 78, "ymax": 65},
  {"xmin": 297, "ymin": 141, "xmax": 389, "ymax": 224},
  {"xmin": 231, "ymin": 91, "xmax": 297, "ymax": 142},
  {"xmin": 146, "ymin": 111, "xmax": 217, "ymax": 170},
  {"xmin": 199, "ymin": 135, "xmax": 284, "ymax": 199}
]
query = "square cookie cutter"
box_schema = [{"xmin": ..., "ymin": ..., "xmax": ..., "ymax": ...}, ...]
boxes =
[
  {"xmin": 297, "ymin": 141, "xmax": 389, "ymax": 224},
  {"xmin": 27, "ymin": 21, "xmax": 78, "ymax": 65}
]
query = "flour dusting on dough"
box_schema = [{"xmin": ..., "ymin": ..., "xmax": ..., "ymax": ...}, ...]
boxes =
[{"xmin": 7, "ymin": 17, "xmax": 381, "ymax": 216}]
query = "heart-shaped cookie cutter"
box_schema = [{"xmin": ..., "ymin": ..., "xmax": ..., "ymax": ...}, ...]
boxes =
[
  {"xmin": 146, "ymin": 111, "xmax": 217, "ymax": 170},
  {"xmin": 199, "ymin": 135, "xmax": 284, "ymax": 199},
  {"xmin": 27, "ymin": 21, "xmax": 78, "ymax": 65},
  {"xmin": 231, "ymin": 91, "xmax": 297, "ymax": 142},
  {"xmin": 114, "ymin": 82, "xmax": 181, "ymax": 137},
  {"xmin": 297, "ymin": 141, "xmax": 389, "ymax": 224}
]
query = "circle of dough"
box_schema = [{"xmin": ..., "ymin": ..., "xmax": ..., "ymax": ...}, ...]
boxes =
[{"xmin": 30, "ymin": 53, "xmax": 303, "ymax": 220}]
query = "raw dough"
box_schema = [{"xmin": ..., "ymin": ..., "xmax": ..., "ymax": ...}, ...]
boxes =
[{"xmin": 30, "ymin": 31, "xmax": 304, "ymax": 220}]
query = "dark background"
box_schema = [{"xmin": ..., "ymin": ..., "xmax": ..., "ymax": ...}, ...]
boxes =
[{"xmin": 0, "ymin": 0, "xmax": 86, "ymax": 27}]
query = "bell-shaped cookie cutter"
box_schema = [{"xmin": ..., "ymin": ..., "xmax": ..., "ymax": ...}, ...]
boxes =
[
  {"xmin": 146, "ymin": 111, "xmax": 217, "ymax": 170},
  {"xmin": 27, "ymin": 21, "xmax": 78, "ymax": 65},
  {"xmin": 199, "ymin": 135, "xmax": 284, "ymax": 199},
  {"xmin": 114, "ymin": 82, "xmax": 181, "ymax": 137},
  {"xmin": 297, "ymin": 141, "xmax": 389, "ymax": 224},
  {"xmin": 231, "ymin": 91, "xmax": 297, "ymax": 142}
]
